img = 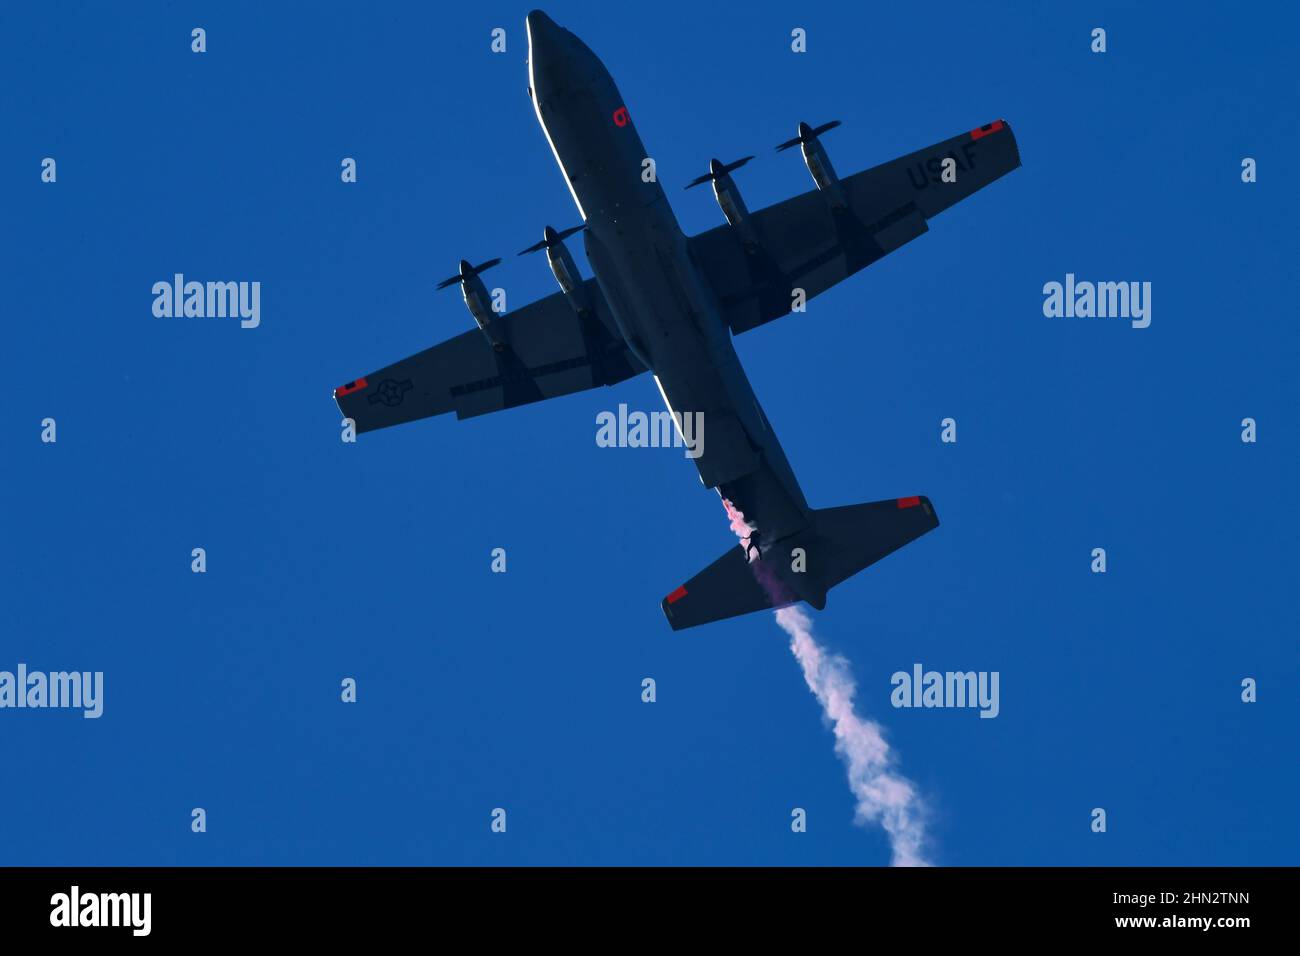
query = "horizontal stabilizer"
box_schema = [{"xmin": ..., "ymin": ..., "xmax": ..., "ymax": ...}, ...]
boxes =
[
  {"xmin": 662, "ymin": 495, "xmax": 939, "ymax": 631},
  {"xmin": 661, "ymin": 546, "xmax": 780, "ymax": 632},
  {"xmin": 809, "ymin": 495, "xmax": 939, "ymax": 592}
]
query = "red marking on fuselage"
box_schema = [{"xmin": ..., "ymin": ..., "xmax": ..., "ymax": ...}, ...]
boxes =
[
  {"xmin": 666, "ymin": 585, "xmax": 687, "ymax": 604},
  {"xmin": 612, "ymin": 106, "xmax": 629, "ymax": 127},
  {"xmin": 970, "ymin": 120, "xmax": 1005, "ymax": 141},
  {"xmin": 897, "ymin": 496, "xmax": 922, "ymax": 509},
  {"xmin": 336, "ymin": 377, "xmax": 368, "ymax": 396}
]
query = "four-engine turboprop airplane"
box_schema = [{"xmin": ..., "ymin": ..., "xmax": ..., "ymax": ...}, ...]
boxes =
[{"xmin": 333, "ymin": 10, "xmax": 1021, "ymax": 630}]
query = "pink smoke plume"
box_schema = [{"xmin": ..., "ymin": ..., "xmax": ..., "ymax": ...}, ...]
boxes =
[{"xmin": 722, "ymin": 497, "xmax": 931, "ymax": 867}]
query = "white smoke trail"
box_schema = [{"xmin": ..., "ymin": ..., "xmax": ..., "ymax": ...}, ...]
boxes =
[{"xmin": 723, "ymin": 498, "xmax": 931, "ymax": 867}]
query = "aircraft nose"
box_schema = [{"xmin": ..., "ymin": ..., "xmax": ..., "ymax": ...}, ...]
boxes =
[
  {"xmin": 527, "ymin": 10, "xmax": 569, "ymax": 94},
  {"xmin": 526, "ymin": 10, "xmax": 561, "ymax": 49},
  {"xmin": 527, "ymin": 9, "xmax": 603, "ymax": 98},
  {"xmin": 526, "ymin": 10, "xmax": 556, "ymax": 30}
]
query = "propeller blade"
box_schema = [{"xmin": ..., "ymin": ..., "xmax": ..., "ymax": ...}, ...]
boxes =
[
  {"xmin": 472, "ymin": 257, "xmax": 502, "ymax": 274},
  {"xmin": 686, "ymin": 156, "xmax": 754, "ymax": 189},
  {"xmin": 435, "ymin": 274, "xmax": 464, "ymax": 290},
  {"xmin": 777, "ymin": 121, "xmax": 840, "ymax": 151},
  {"xmin": 519, "ymin": 225, "xmax": 583, "ymax": 254}
]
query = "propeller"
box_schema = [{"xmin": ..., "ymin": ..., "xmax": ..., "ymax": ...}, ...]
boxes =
[
  {"xmin": 775, "ymin": 120, "xmax": 842, "ymax": 152},
  {"xmin": 435, "ymin": 257, "xmax": 502, "ymax": 290},
  {"xmin": 684, "ymin": 156, "xmax": 755, "ymax": 190},
  {"xmin": 517, "ymin": 224, "xmax": 585, "ymax": 256}
]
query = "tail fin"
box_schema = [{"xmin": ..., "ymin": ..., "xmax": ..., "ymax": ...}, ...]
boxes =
[{"xmin": 661, "ymin": 496, "xmax": 938, "ymax": 631}]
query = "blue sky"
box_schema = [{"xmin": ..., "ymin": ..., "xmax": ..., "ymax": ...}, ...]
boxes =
[{"xmin": 3, "ymin": 1, "xmax": 1297, "ymax": 865}]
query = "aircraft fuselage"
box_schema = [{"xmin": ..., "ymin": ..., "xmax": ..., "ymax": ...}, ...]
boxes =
[{"xmin": 526, "ymin": 10, "xmax": 811, "ymax": 541}]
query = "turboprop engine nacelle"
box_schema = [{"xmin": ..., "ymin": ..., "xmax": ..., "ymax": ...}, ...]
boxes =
[
  {"xmin": 777, "ymin": 120, "xmax": 847, "ymax": 209},
  {"xmin": 436, "ymin": 257, "xmax": 504, "ymax": 351},
  {"xmin": 685, "ymin": 156, "xmax": 759, "ymax": 248},
  {"xmin": 518, "ymin": 225, "xmax": 591, "ymax": 313}
]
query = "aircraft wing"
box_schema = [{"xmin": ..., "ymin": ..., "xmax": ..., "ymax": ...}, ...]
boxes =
[
  {"xmin": 689, "ymin": 121, "xmax": 1021, "ymax": 335},
  {"xmin": 334, "ymin": 280, "xmax": 646, "ymax": 433}
]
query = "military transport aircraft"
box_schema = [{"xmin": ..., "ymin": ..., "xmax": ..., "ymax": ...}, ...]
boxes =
[{"xmin": 333, "ymin": 10, "xmax": 1021, "ymax": 630}]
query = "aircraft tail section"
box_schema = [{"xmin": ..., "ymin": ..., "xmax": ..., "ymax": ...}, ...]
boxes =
[
  {"xmin": 661, "ymin": 495, "xmax": 938, "ymax": 631},
  {"xmin": 808, "ymin": 495, "xmax": 939, "ymax": 592}
]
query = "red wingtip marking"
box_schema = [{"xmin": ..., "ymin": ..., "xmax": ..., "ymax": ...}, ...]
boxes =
[
  {"xmin": 970, "ymin": 120, "xmax": 1005, "ymax": 141},
  {"xmin": 897, "ymin": 496, "xmax": 922, "ymax": 509},
  {"xmin": 336, "ymin": 377, "xmax": 368, "ymax": 397},
  {"xmin": 666, "ymin": 585, "xmax": 688, "ymax": 605}
]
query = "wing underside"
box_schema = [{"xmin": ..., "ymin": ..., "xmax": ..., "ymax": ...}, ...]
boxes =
[
  {"xmin": 335, "ymin": 281, "xmax": 646, "ymax": 433},
  {"xmin": 690, "ymin": 120, "xmax": 1021, "ymax": 335}
]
